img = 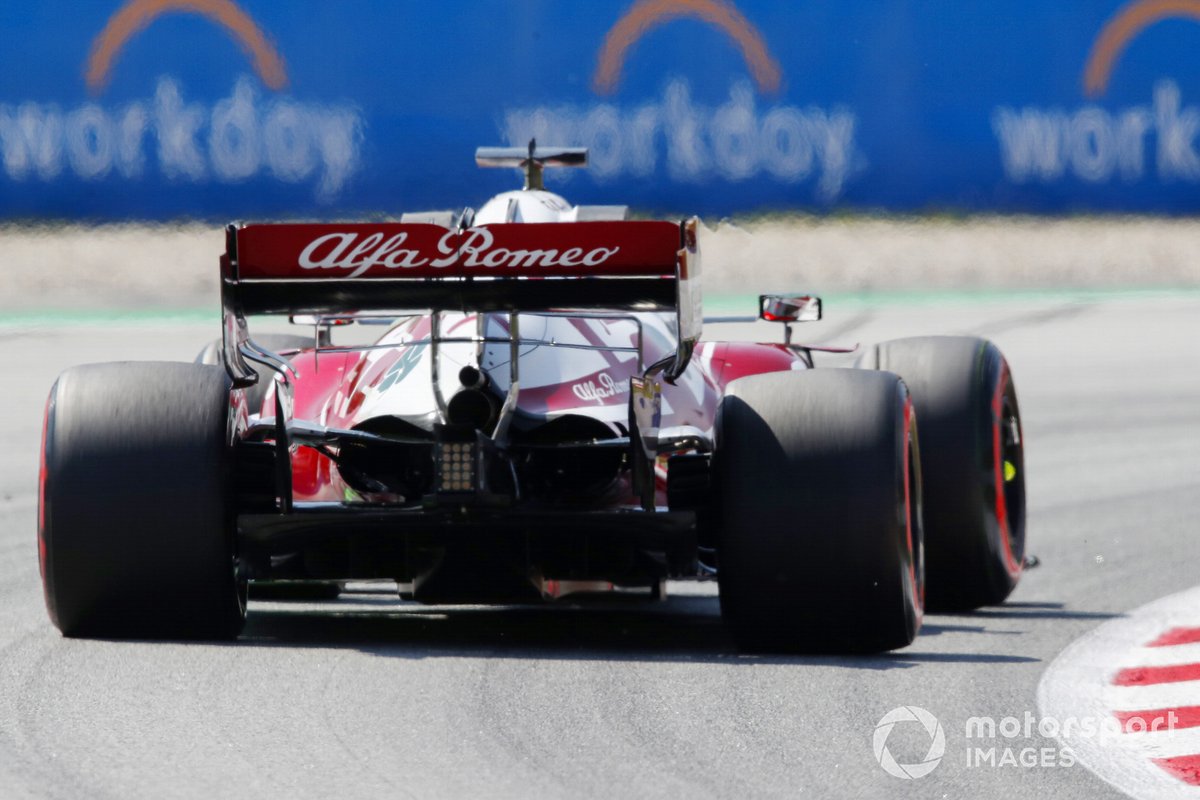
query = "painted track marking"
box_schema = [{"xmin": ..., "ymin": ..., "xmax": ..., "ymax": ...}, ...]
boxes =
[{"xmin": 1039, "ymin": 584, "xmax": 1200, "ymax": 796}]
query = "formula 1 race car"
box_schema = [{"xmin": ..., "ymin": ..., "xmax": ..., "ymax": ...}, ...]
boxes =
[{"xmin": 38, "ymin": 144, "xmax": 1026, "ymax": 653}]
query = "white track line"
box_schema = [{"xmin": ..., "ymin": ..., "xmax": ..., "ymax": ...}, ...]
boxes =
[
  {"xmin": 1118, "ymin": 726, "xmax": 1200, "ymax": 761},
  {"xmin": 1117, "ymin": 643, "xmax": 1200, "ymax": 669},
  {"xmin": 1038, "ymin": 584, "xmax": 1200, "ymax": 799},
  {"xmin": 1106, "ymin": 681, "xmax": 1200, "ymax": 715}
]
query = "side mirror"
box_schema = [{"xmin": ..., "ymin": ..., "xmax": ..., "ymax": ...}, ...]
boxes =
[{"xmin": 759, "ymin": 294, "xmax": 822, "ymax": 323}]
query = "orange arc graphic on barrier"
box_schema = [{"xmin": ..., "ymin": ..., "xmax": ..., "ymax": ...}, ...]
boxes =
[
  {"xmin": 592, "ymin": 0, "xmax": 782, "ymax": 95},
  {"xmin": 86, "ymin": 0, "xmax": 288, "ymax": 94},
  {"xmin": 1085, "ymin": 0, "xmax": 1200, "ymax": 96}
]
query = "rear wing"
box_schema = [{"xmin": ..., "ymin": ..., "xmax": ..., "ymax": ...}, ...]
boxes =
[{"xmin": 221, "ymin": 218, "xmax": 702, "ymax": 387}]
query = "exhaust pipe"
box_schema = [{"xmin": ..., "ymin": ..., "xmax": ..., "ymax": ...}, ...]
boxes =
[
  {"xmin": 447, "ymin": 366, "xmax": 499, "ymax": 430},
  {"xmin": 458, "ymin": 365, "xmax": 487, "ymax": 390}
]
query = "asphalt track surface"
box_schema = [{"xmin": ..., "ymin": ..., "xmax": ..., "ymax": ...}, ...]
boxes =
[{"xmin": 1, "ymin": 293, "xmax": 1198, "ymax": 799}]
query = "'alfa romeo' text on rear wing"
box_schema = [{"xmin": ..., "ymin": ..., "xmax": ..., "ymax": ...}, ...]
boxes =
[
  {"xmin": 220, "ymin": 218, "xmax": 702, "ymax": 388},
  {"xmin": 223, "ymin": 220, "xmax": 696, "ymax": 315}
]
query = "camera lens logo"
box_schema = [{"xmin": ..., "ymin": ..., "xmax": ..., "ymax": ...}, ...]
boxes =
[{"xmin": 873, "ymin": 706, "xmax": 946, "ymax": 779}]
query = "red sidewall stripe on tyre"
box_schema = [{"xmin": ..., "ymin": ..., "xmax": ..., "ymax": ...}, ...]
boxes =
[
  {"xmin": 903, "ymin": 395, "xmax": 922, "ymax": 613},
  {"xmin": 991, "ymin": 362, "xmax": 1022, "ymax": 579},
  {"xmin": 37, "ymin": 388, "xmax": 52, "ymax": 595}
]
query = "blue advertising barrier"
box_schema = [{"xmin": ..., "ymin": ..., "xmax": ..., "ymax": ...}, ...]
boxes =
[{"xmin": 2, "ymin": 1, "xmax": 1200, "ymax": 219}]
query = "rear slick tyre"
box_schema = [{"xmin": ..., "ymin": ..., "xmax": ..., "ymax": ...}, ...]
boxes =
[
  {"xmin": 39, "ymin": 362, "xmax": 247, "ymax": 639},
  {"xmin": 859, "ymin": 336, "xmax": 1026, "ymax": 610},
  {"xmin": 714, "ymin": 370, "xmax": 923, "ymax": 654}
]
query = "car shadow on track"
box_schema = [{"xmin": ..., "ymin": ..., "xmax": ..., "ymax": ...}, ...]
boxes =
[
  {"xmin": 233, "ymin": 592, "xmax": 1044, "ymax": 668},
  {"xmin": 935, "ymin": 601, "xmax": 1120, "ymax": 621}
]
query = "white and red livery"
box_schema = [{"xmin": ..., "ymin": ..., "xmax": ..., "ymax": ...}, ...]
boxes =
[{"xmin": 37, "ymin": 144, "xmax": 1028, "ymax": 652}]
